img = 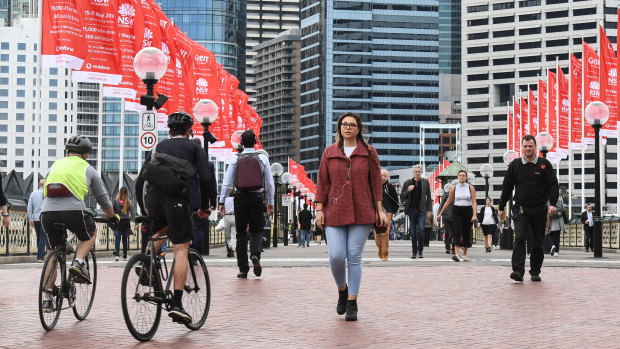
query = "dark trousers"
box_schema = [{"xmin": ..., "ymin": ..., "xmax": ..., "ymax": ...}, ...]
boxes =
[
  {"xmin": 584, "ymin": 226, "xmax": 593, "ymax": 251},
  {"xmin": 190, "ymin": 213, "xmax": 206, "ymax": 254},
  {"xmin": 512, "ymin": 210, "xmax": 547, "ymax": 276},
  {"xmin": 548, "ymin": 230, "xmax": 560, "ymax": 252},
  {"xmin": 452, "ymin": 205, "xmax": 473, "ymax": 248},
  {"xmin": 492, "ymin": 226, "xmax": 500, "ymax": 246},
  {"xmin": 34, "ymin": 221, "xmax": 47, "ymax": 260},
  {"xmin": 234, "ymin": 192, "xmax": 266, "ymax": 273},
  {"xmin": 113, "ymin": 228, "xmax": 130, "ymax": 258},
  {"xmin": 443, "ymin": 220, "xmax": 453, "ymax": 251},
  {"xmin": 407, "ymin": 208, "xmax": 426, "ymax": 254}
]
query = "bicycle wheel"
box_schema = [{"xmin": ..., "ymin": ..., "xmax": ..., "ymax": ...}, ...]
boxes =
[
  {"xmin": 38, "ymin": 252, "xmax": 63, "ymax": 331},
  {"xmin": 184, "ymin": 248, "xmax": 211, "ymax": 330},
  {"xmin": 72, "ymin": 249, "xmax": 97, "ymax": 320},
  {"xmin": 121, "ymin": 254, "xmax": 162, "ymax": 342}
]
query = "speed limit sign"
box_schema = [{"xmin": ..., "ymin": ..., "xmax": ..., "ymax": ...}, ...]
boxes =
[{"xmin": 140, "ymin": 131, "xmax": 157, "ymax": 151}]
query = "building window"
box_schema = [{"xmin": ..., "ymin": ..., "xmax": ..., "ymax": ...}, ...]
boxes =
[
  {"xmin": 467, "ymin": 5, "xmax": 488, "ymax": 13},
  {"xmin": 48, "ymin": 149, "xmax": 56, "ymax": 157},
  {"xmin": 15, "ymin": 160, "xmax": 24, "ymax": 168},
  {"xmin": 17, "ymin": 78, "xmax": 25, "ymax": 85},
  {"xmin": 0, "ymin": 125, "xmax": 6, "ymax": 132},
  {"xmin": 546, "ymin": 10, "xmax": 568, "ymax": 19},
  {"xmin": 16, "ymin": 90, "xmax": 25, "ymax": 97},
  {"xmin": 15, "ymin": 125, "xmax": 24, "ymax": 132},
  {"xmin": 17, "ymin": 55, "xmax": 26, "ymax": 62},
  {"xmin": 0, "ymin": 66, "xmax": 7, "ymax": 73},
  {"xmin": 16, "ymin": 136, "xmax": 24, "ymax": 144},
  {"xmin": 49, "ymin": 114, "xmax": 57, "ymax": 121},
  {"xmin": 16, "ymin": 113, "xmax": 24, "ymax": 121},
  {"xmin": 49, "ymin": 79, "xmax": 58, "ymax": 87},
  {"xmin": 0, "ymin": 89, "xmax": 7, "ymax": 97},
  {"xmin": 16, "ymin": 101, "xmax": 25, "ymax": 109},
  {"xmin": 48, "ymin": 137, "xmax": 57, "ymax": 145},
  {"xmin": 17, "ymin": 43, "xmax": 26, "ymax": 50},
  {"xmin": 0, "ymin": 54, "xmax": 8, "ymax": 61},
  {"xmin": 0, "ymin": 43, "xmax": 8, "ymax": 50}
]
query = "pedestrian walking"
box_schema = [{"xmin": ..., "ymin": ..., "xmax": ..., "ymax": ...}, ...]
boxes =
[
  {"xmin": 189, "ymin": 138, "xmax": 218, "ymax": 254},
  {"xmin": 28, "ymin": 179, "xmax": 46, "ymax": 262},
  {"xmin": 222, "ymin": 190, "xmax": 237, "ymax": 258},
  {"xmin": 218, "ymin": 129, "xmax": 275, "ymax": 278},
  {"xmin": 0, "ymin": 172, "xmax": 8, "ymax": 228},
  {"xmin": 438, "ymin": 182, "xmax": 455, "ymax": 254},
  {"xmin": 376, "ymin": 168, "xmax": 399, "ymax": 260},
  {"xmin": 477, "ymin": 197, "xmax": 499, "ymax": 253},
  {"xmin": 580, "ymin": 204, "xmax": 594, "ymax": 253},
  {"xmin": 438, "ymin": 170, "xmax": 477, "ymax": 262},
  {"xmin": 315, "ymin": 112, "xmax": 387, "ymax": 321},
  {"xmin": 400, "ymin": 164, "xmax": 432, "ymax": 259},
  {"xmin": 112, "ymin": 187, "xmax": 136, "ymax": 261},
  {"xmin": 498, "ymin": 134, "xmax": 559, "ymax": 282},
  {"xmin": 548, "ymin": 196, "xmax": 565, "ymax": 257},
  {"xmin": 299, "ymin": 203, "xmax": 313, "ymax": 247}
]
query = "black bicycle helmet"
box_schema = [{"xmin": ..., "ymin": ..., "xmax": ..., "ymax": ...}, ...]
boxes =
[
  {"xmin": 167, "ymin": 111, "xmax": 194, "ymax": 132},
  {"xmin": 65, "ymin": 135, "xmax": 92, "ymax": 154}
]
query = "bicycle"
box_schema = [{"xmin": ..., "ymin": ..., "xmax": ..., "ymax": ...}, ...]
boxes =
[
  {"xmin": 121, "ymin": 216, "xmax": 211, "ymax": 342},
  {"xmin": 38, "ymin": 216, "xmax": 109, "ymax": 330}
]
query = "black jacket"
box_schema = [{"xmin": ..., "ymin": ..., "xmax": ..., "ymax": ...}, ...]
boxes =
[
  {"xmin": 499, "ymin": 157, "xmax": 559, "ymax": 212},
  {"xmin": 382, "ymin": 182, "xmax": 399, "ymax": 214},
  {"xmin": 400, "ymin": 177, "xmax": 432, "ymax": 213},
  {"xmin": 580, "ymin": 211, "xmax": 594, "ymax": 229},
  {"xmin": 299, "ymin": 209, "xmax": 313, "ymax": 230}
]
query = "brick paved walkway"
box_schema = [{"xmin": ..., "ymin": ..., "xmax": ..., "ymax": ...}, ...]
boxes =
[{"xmin": 2, "ymin": 256, "xmax": 620, "ymax": 348}]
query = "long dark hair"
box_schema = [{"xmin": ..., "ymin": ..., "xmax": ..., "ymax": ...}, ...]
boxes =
[{"xmin": 335, "ymin": 112, "xmax": 379, "ymax": 167}]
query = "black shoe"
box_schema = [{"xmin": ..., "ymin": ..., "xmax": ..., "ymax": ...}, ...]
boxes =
[
  {"xmin": 510, "ymin": 271, "xmax": 524, "ymax": 282},
  {"xmin": 337, "ymin": 286, "xmax": 348, "ymax": 315},
  {"xmin": 169, "ymin": 305, "xmax": 192, "ymax": 324},
  {"xmin": 585, "ymin": 248, "xmax": 589, "ymax": 252},
  {"xmin": 452, "ymin": 255, "xmax": 460, "ymax": 262},
  {"xmin": 531, "ymin": 274, "xmax": 542, "ymax": 282},
  {"xmin": 418, "ymin": 253, "xmax": 423, "ymax": 259},
  {"xmin": 69, "ymin": 260, "xmax": 91, "ymax": 284},
  {"xmin": 411, "ymin": 254, "xmax": 417, "ymax": 259},
  {"xmin": 251, "ymin": 255, "xmax": 262, "ymax": 277},
  {"xmin": 345, "ymin": 299, "xmax": 358, "ymax": 321},
  {"xmin": 42, "ymin": 299, "xmax": 54, "ymax": 313},
  {"xmin": 237, "ymin": 272, "xmax": 248, "ymax": 279},
  {"xmin": 445, "ymin": 250, "xmax": 450, "ymax": 254}
]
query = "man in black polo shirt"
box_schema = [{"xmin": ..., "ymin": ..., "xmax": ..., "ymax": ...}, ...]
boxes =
[{"xmin": 499, "ymin": 134, "xmax": 559, "ymax": 283}]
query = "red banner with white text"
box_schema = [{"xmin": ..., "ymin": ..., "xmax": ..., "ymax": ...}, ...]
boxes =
[
  {"xmin": 538, "ymin": 80, "xmax": 547, "ymax": 133},
  {"xmin": 558, "ymin": 67, "xmax": 570, "ymax": 158},
  {"xmin": 570, "ymin": 54, "xmax": 583, "ymax": 149},
  {"xmin": 599, "ymin": 25, "xmax": 618, "ymax": 137},
  {"xmin": 583, "ymin": 41, "xmax": 599, "ymax": 145},
  {"xmin": 529, "ymin": 88, "xmax": 538, "ymax": 137}
]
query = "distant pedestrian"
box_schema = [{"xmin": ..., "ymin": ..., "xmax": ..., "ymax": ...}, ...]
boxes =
[
  {"xmin": 0, "ymin": 172, "xmax": 9, "ymax": 228},
  {"xmin": 112, "ymin": 187, "xmax": 136, "ymax": 261},
  {"xmin": 299, "ymin": 203, "xmax": 313, "ymax": 247},
  {"xmin": 438, "ymin": 170, "xmax": 477, "ymax": 262},
  {"xmin": 547, "ymin": 196, "xmax": 565, "ymax": 257},
  {"xmin": 580, "ymin": 204, "xmax": 594, "ymax": 253},
  {"xmin": 376, "ymin": 168, "xmax": 399, "ymax": 260},
  {"xmin": 223, "ymin": 190, "xmax": 237, "ymax": 258},
  {"xmin": 400, "ymin": 164, "xmax": 432, "ymax": 259},
  {"xmin": 190, "ymin": 137, "xmax": 218, "ymax": 254},
  {"xmin": 315, "ymin": 112, "xmax": 387, "ymax": 321},
  {"xmin": 499, "ymin": 134, "xmax": 559, "ymax": 282},
  {"xmin": 477, "ymin": 197, "xmax": 499, "ymax": 253},
  {"xmin": 438, "ymin": 182, "xmax": 455, "ymax": 254},
  {"xmin": 28, "ymin": 179, "xmax": 46, "ymax": 262}
]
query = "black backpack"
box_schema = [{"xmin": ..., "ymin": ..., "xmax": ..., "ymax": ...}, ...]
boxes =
[{"xmin": 140, "ymin": 146, "xmax": 195, "ymax": 195}]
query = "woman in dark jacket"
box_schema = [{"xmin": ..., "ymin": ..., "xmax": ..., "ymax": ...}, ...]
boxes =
[
  {"xmin": 478, "ymin": 197, "xmax": 499, "ymax": 253},
  {"xmin": 113, "ymin": 187, "xmax": 135, "ymax": 261}
]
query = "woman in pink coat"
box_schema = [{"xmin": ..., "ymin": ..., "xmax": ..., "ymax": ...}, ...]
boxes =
[{"xmin": 315, "ymin": 112, "xmax": 387, "ymax": 321}]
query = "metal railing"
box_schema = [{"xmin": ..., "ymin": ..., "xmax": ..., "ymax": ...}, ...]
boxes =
[{"xmin": 0, "ymin": 208, "xmax": 224, "ymax": 256}]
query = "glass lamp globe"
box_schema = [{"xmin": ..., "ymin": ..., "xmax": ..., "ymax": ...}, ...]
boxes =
[
  {"xmin": 434, "ymin": 188, "xmax": 444, "ymax": 197},
  {"xmin": 479, "ymin": 163, "xmax": 494, "ymax": 178},
  {"xmin": 271, "ymin": 163, "xmax": 283, "ymax": 177},
  {"xmin": 535, "ymin": 132, "xmax": 554, "ymax": 151},
  {"xmin": 133, "ymin": 47, "xmax": 168, "ymax": 81},
  {"xmin": 584, "ymin": 101, "xmax": 610, "ymax": 127},
  {"xmin": 256, "ymin": 149, "xmax": 268, "ymax": 158},
  {"xmin": 451, "ymin": 179, "xmax": 458, "ymax": 185},
  {"xmin": 443, "ymin": 183, "xmax": 451, "ymax": 193},
  {"xmin": 230, "ymin": 130, "xmax": 244, "ymax": 150},
  {"xmin": 281, "ymin": 172, "xmax": 292, "ymax": 184},
  {"xmin": 503, "ymin": 150, "xmax": 518, "ymax": 165},
  {"xmin": 193, "ymin": 99, "xmax": 219, "ymax": 124},
  {"xmin": 467, "ymin": 173, "xmax": 475, "ymax": 184}
]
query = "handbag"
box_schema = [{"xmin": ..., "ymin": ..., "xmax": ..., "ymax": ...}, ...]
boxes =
[{"xmin": 368, "ymin": 151, "xmax": 387, "ymax": 234}]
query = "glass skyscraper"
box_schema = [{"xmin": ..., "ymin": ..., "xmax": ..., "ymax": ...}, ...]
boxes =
[{"xmin": 300, "ymin": 0, "xmax": 440, "ymax": 175}]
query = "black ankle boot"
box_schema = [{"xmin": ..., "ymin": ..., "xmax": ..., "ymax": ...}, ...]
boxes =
[
  {"xmin": 337, "ymin": 286, "xmax": 348, "ymax": 315},
  {"xmin": 345, "ymin": 299, "xmax": 358, "ymax": 321}
]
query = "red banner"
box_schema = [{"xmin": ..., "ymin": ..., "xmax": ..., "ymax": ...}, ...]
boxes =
[
  {"xmin": 529, "ymin": 88, "xmax": 538, "ymax": 137},
  {"xmin": 570, "ymin": 54, "xmax": 583, "ymax": 148},
  {"xmin": 548, "ymin": 70, "xmax": 557, "ymax": 151},
  {"xmin": 599, "ymin": 25, "xmax": 618, "ymax": 137},
  {"xmin": 538, "ymin": 80, "xmax": 547, "ymax": 133},
  {"xmin": 514, "ymin": 100, "xmax": 521, "ymax": 153},
  {"xmin": 521, "ymin": 97, "xmax": 529, "ymax": 137},
  {"xmin": 41, "ymin": 0, "xmax": 87, "ymax": 69},
  {"xmin": 246, "ymin": 106, "xmax": 263, "ymax": 148},
  {"xmin": 508, "ymin": 103, "xmax": 514, "ymax": 151},
  {"xmin": 152, "ymin": 4, "xmax": 177, "ymax": 116},
  {"xmin": 174, "ymin": 26, "xmax": 197, "ymax": 114},
  {"xmin": 583, "ymin": 41, "xmax": 599, "ymax": 144},
  {"xmin": 558, "ymin": 67, "xmax": 569, "ymax": 157}
]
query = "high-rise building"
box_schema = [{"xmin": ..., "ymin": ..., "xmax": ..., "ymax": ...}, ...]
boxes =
[
  {"xmin": 246, "ymin": 0, "xmax": 300, "ymax": 101},
  {"xmin": 0, "ymin": 0, "xmax": 38, "ymax": 27},
  {"xmin": 299, "ymin": 0, "xmax": 440, "ymax": 175},
  {"xmin": 253, "ymin": 28, "xmax": 301, "ymax": 166},
  {"xmin": 461, "ymin": 0, "xmax": 619, "ymax": 211}
]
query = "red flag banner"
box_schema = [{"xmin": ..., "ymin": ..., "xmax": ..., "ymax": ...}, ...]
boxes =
[
  {"xmin": 570, "ymin": 54, "xmax": 583, "ymax": 149},
  {"xmin": 583, "ymin": 41, "xmax": 599, "ymax": 144},
  {"xmin": 41, "ymin": 0, "xmax": 87, "ymax": 69},
  {"xmin": 508, "ymin": 103, "xmax": 514, "ymax": 151},
  {"xmin": 529, "ymin": 88, "xmax": 538, "ymax": 136},
  {"xmin": 599, "ymin": 25, "xmax": 618, "ymax": 137},
  {"xmin": 538, "ymin": 80, "xmax": 547, "ymax": 133},
  {"xmin": 514, "ymin": 100, "xmax": 521, "ymax": 153},
  {"xmin": 173, "ymin": 26, "xmax": 197, "ymax": 113},
  {"xmin": 558, "ymin": 67, "xmax": 570, "ymax": 158},
  {"xmin": 521, "ymin": 97, "xmax": 529, "ymax": 136},
  {"xmin": 548, "ymin": 70, "xmax": 557, "ymax": 151}
]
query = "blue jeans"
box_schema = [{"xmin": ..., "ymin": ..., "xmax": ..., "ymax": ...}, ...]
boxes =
[
  {"xmin": 325, "ymin": 224, "xmax": 371, "ymax": 296},
  {"xmin": 34, "ymin": 221, "xmax": 46, "ymax": 260},
  {"xmin": 114, "ymin": 228, "xmax": 130, "ymax": 258},
  {"xmin": 301, "ymin": 229, "xmax": 311, "ymax": 246},
  {"xmin": 408, "ymin": 208, "xmax": 426, "ymax": 254}
]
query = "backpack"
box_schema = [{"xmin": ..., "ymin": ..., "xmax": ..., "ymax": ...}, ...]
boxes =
[
  {"xmin": 140, "ymin": 146, "xmax": 195, "ymax": 195},
  {"xmin": 233, "ymin": 152, "xmax": 264, "ymax": 191}
]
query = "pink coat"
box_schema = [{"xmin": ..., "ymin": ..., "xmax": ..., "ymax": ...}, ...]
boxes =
[{"xmin": 315, "ymin": 142, "xmax": 382, "ymax": 227}]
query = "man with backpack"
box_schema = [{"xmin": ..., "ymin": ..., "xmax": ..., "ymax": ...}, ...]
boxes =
[{"xmin": 219, "ymin": 130, "xmax": 275, "ymax": 278}]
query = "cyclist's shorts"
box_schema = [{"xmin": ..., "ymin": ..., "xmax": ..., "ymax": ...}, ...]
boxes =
[
  {"xmin": 145, "ymin": 187, "xmax": 194, "ymax": 244},
  {"xmin": 41, "ymin": 210, "xmax": 97, "ymax": 249}
]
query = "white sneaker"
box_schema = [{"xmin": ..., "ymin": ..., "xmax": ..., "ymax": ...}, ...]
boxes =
[
  {"xmin": 115, "ymin": 256, "xmax": 119, "ymax": 262},
  {"xmin": 494, "ymin": 245, "xmax": 498, "ymax": 250},
  {"xmin": 550, "ymin": 245, "xmax": 556, "ymax": 257},
  {"xmin": 555, "ymin": 252, "xmax": 559, "ymax": 257}
]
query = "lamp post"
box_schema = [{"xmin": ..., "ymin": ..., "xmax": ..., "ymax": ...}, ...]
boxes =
[
  {"xmin": 535, "ymin": 132, "xmax": 554, "ymax": 159},
  {"xmin": 479, "ymin": 163, "xmax": 493, "ymax": 198},
  {"xmin": 467, "ymin": 173, "xmax": 475, "ymax": 186},
  {"xmin": 193, "ymin": 99, "xmax": 219, "ymax": 255},
  {"xmin": 271, "ymin": 163, "xmax": 284, "ymax": 247},
  {"xmin": 585, "ymin": 101, "xmax": 609, "ymax": 258},
  {"xmin": 133, "ymin": 47, "xmax": 169, "ymax": 111},
  {"xmin": 281, "ymin": 172, "xmax": 292, "ymax": 246}
]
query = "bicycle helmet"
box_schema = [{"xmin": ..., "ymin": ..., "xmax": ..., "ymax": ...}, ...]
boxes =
[
  {"xmin": 167, "ymin": 111, "xmax": 194, "ymax": 132},
  {"xmin": 65, "ymin": 135, "xmax": 92, "ymax": 154}
]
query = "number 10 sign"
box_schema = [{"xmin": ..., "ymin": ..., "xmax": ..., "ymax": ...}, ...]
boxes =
[{"xmin": 139, "ymin": 110, "xmax": 158, "ymax": 151}]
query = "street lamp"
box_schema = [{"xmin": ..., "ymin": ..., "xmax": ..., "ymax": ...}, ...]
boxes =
[
  {"xmin": 231, "ymin": 130, "xmax": 244, "ymax": 152},
  {"xmin": 271, "ymin": 162, "xmax": 284, "ymax": 247},
  {"xmin": 585, "ymin": 101, "xmax": 610, "ymax": 258},
  {"xmin": 133, "ymin": 47, "xmax": 169, "ymax": 110},
  {"xmin": 535, "ymin": 132, "xmax": 554, "ymax": 158},
  {"xmin": 467, "ymin": 173, "xmax": 475, "ymax": 185},
  {"xmin": 479, "ymin": 163, "xmax": 493, "ymax": 198},
  {"xmin": 281, "ymin": 172, "xmax": 292, "ymax": 246}
]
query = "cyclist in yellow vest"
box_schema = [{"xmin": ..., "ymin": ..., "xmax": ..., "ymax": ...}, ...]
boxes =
[{"xmin": 40, "ymin": 136, "xmax": 118, "ymax": 301}]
